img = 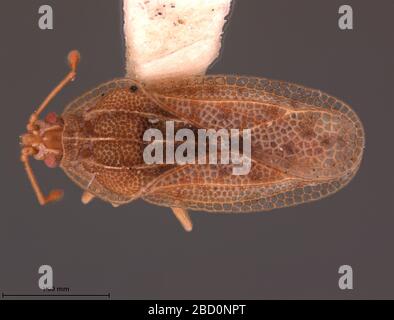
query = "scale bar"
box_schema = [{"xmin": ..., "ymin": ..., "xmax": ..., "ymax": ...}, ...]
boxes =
[{"xmin": 2, "ymin": 293, "xmax": 110, "ymax": 298}]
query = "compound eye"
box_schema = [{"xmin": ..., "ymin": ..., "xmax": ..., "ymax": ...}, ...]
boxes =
[
  {"xmin": 45, "ymin": 112, "xmax": 58, "ymax": 124},
  {"xmin": 44, "ymin": 153, "xmax": 59, "ymax": 168}
]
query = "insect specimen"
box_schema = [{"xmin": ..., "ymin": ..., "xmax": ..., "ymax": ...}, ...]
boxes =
[{"xmin": 20, "ymin": 51, "xmax": 365, "ymax": 231}]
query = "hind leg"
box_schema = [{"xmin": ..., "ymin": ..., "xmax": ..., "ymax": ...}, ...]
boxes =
[{"xmin": 171, "ymin": 207, "xmax": 193, "ymax": 232}]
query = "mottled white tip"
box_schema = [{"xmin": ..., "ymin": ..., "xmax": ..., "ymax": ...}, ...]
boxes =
[{"xmin": 123, "ymin": 0, "xmax": 232, "ymax": 82}]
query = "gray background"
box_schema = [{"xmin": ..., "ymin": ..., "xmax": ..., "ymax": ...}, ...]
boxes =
[{"xmin": 0, "ymin": 0, "xmax": 393, "ymax": 299}]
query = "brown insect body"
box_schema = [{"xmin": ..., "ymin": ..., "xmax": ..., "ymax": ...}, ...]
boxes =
[
  {"xmin": 60, "ymin": 75, "xmax": 364, "ymax": 212},
  {"xmin": 21, "ymin": 52, "xmax": 364, "ymax": 230}
]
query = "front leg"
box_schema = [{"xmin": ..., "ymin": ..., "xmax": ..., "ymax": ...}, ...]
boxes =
[{"xmin": 81, "ymin": 191, "xmax": 95, "ymax": 204}]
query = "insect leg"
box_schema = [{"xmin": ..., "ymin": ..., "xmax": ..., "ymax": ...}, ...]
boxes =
[
  {"xmin": 171, "ymin": 208, "xmax": 193, "ymax": 232},
  {"xmin": 81, "ymin": 191, "xmax": 95, "ymax": 204},
  {"xmin": 27, "ymin": 50, "xmax": 80, "ymax": 131},
  {"xmin": 20, "ymin": 147, "xmax": 63, "ymax": 205}
]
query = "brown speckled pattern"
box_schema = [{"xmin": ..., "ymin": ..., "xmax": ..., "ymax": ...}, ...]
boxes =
[{"xmin": 60, "ymin": 76, "xmax": 364, "ymax": 211}]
